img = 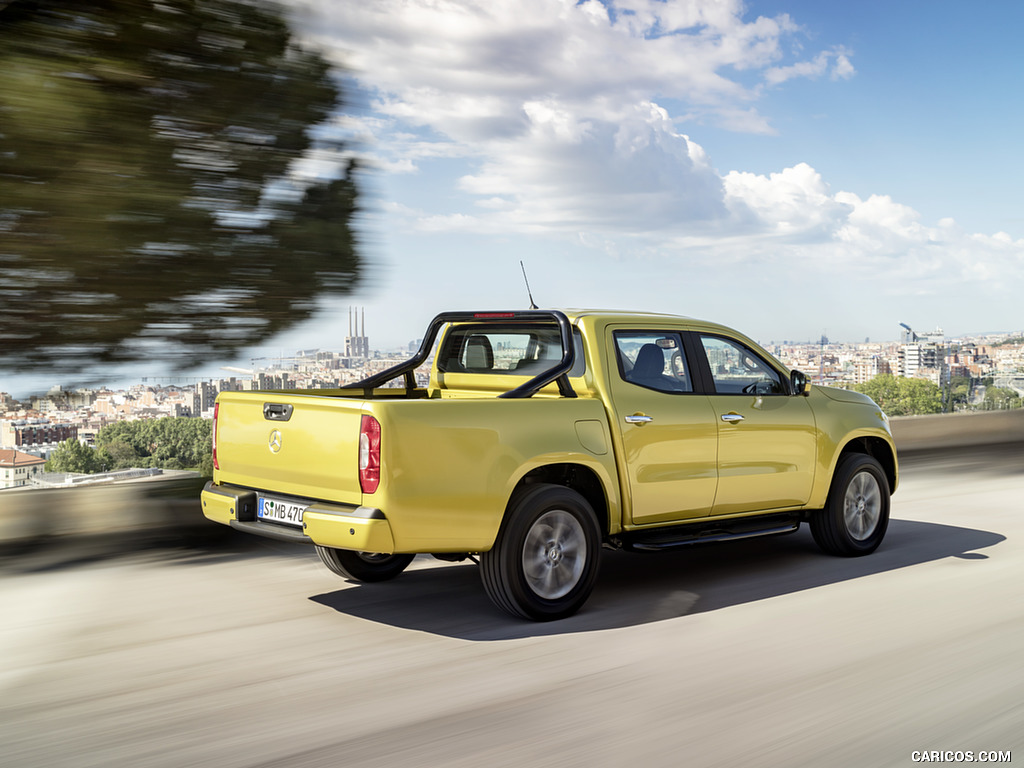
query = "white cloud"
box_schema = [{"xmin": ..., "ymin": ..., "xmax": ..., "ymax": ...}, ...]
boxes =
[
  {"xmin": 287, "ymin": 0, "xmax": 819, "ymax": 234},
  {"xmin": 290, "ymin": 0, "xmax": 828, "ymax": 150},
  {"xmin": 284, "ymin": 0, "xmax": 1024, "ymax": 317},
  {"xmin": 764, "ymin": 47, "xmax": 856, "ymax": 86}
]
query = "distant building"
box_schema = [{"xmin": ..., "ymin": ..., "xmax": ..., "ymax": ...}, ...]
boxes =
[
  {"xmin": 0, "ymin": 448, "xmax": 47, "ymax": 489},
  {"xmin": 899, "ymin": 343, "xmax": 941, "ymax": 379},
  {"xmin": 345, "ymin": 306, "xmax": 370, "ymax": 358},
  {"xmin": 852, "ymin": 356, "xmax": 891, "ymax": 385},
  {"xmin": 1, "ymin": 418, "xmax": 78, "ymax": 449}
]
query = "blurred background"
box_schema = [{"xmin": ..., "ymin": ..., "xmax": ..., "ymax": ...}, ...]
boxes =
[{"xmin": 1, "ymin": 1, "xmax": 1022, "ymax": 766}]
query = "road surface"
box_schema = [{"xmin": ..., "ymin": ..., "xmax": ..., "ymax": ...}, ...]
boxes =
[{"xmin": 2, "ymin": 445, "xmax": 1022, "ymax": 767}]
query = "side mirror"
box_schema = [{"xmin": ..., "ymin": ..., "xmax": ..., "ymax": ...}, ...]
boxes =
[{"xmin": 790, "ymin": 370, "xmax": 811, "ymax": 396}]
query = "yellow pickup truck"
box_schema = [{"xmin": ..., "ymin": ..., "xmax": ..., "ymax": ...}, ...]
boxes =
[{"xmin": 202, "ymin": 309, "xmax": 897, "ymax": 621}]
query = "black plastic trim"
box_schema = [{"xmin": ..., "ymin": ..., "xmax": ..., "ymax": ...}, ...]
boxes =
[
  {"xmin": 340, "ymin": 310, "xmax": 578, "ymax": 399},
  {"xmin": 229, "ymin": 520, "xmax": 313, "ymax": 544},
  {"xmin": 622, "ymin": 513, "xmax": 801, "ymax": 552},
  {"xmin": 263, "ymin": 403, "xmax": 294, "ymax": 421},
  {"xmin": 307, "ymin": 504, "xmax": 385, "ymax": 520},
  {"xmin": 205, "ymin": 483, "xmax": 381, "ymax": 522}
]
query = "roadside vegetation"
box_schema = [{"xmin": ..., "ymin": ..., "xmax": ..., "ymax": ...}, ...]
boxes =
[
  {"xmin": 852, "ymin": 374, "xmax": 1021, "ymax": 416},
  {"xmin": 46, "ymin": 418, "xmax": 213, "ymax": 477}
]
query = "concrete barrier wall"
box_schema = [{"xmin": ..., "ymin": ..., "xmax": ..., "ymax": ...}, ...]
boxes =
[
  {"xmin": 1, "ymin": 411, "xmax": 1022, "ymax": 551},
  {"xmin": 0, "ymin": 474, "xmax": 213, "ymax": 552},
  {"xmin": 890, "ymin": 409, "xmax": 1024, "ymax": 452}
]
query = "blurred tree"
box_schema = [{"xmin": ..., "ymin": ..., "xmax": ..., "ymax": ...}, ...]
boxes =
[
  {"xmin": 46, "ymin": 438, "xmax": 106, "ymax": 473},
  {"xmin": 853, "ymin": 374, "xmax": 943, "ymax": 416},
  {"xmin": 0, "ymin": 0, "xmax": 361, "ymax": 377},
  {"xmin": 95, "ymin": 417, "xmax": 211, "ymax": 470},
  {"xmin": 981, "ymin": 386, "xmax": 1022, "ymax": 410},
  {"xmin": 948, "ymin": 375, "xmax": 971, "ymax": 408},
  {"xmin": 102, "ymin": 440, "xmax": 140, "ymax": 469}
]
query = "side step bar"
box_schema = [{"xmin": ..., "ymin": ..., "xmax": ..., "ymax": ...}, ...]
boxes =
[{"xmin": 622, "ymin": 513, "xmax": 800, "ymax": 552}]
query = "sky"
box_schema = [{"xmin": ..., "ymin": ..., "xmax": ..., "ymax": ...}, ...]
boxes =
[
  {"xmin": 265, "ymin": 0, "xmax": 1024, "ymax": 355},
  {"xmin": 6, "ymin": 0, "xmax": 1024, "ymax": 396}
]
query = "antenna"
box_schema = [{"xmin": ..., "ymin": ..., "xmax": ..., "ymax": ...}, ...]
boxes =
[{"xmin": 520, "ymin": 261, "xmax": 538, "ymax": 309}]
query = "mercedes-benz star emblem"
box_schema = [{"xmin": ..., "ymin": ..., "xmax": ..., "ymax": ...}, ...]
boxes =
[{"xmin": 268, "ymin": 429, "xmax": 283, "ymax": 453}]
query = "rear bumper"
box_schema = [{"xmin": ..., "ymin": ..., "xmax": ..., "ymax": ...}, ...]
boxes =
[{"xmin": 201, "ymin": 482, "xmax": 397, "ymax": 553}]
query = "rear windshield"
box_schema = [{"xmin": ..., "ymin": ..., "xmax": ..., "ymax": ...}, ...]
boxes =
[{"xmin": 437, "ymin": 324, "xmax": 586, "ymax": 377}]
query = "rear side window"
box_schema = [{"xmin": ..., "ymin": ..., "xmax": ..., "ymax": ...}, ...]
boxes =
[
  {"xmin": 614, "ymin": 331, "xmax": 693, "ymax": 393},
  {"xmin": 438, "ymin": 325, "xmax": 586, "ymax": 377}
]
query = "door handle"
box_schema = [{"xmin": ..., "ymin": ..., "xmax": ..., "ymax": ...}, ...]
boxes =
[
  {"xmin": 625, "ymin": 414, "xmax": 653, "ymax": 425},
  {"xmin": 721, "ymin": 413, "xmax": 744, "ymax": 423}
]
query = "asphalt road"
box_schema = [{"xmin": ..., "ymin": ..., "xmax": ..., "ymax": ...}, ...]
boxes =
[{"xmin": 2, "ymin": 445, "xmax": 1022, "ymax": 768}]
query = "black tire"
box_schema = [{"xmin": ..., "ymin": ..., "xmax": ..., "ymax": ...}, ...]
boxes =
[
  {"xmin": 480, "ymin": 484, "xmax": 601, "ymax": 621},
  {"xmin": 811, "ymin": 453, "xmax": 890, "ymax": 557},
  {"xmin": 315, "ymin": 546, "xmax": 415, "ymax": 582}
]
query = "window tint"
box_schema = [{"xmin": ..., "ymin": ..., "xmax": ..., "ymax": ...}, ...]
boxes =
[
  {"xmin": 700, "ymin": 335, "xmax": 785, "ymax": 395},
  {"xmin": 615, "ymin": 331, "xmax": 692, "ymax": 393},
  {"xmin": 438, "ymin": 325, "xmax": 585, "ymax": 377}
]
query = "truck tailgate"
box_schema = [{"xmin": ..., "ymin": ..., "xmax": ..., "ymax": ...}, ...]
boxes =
[{"xmin": 215, "ymin": 391, "xmax": 364, "ymax": 504}]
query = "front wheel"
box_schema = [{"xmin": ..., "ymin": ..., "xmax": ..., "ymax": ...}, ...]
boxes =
[
  {"xmin": 811, "ymin": 453, "xmax": 890, "ymax": 556},
  {"xmin": 315, "ymin": 546, "xmax": 415, "ymax": 582},
  {"xmin": 480, "ymin": 484, "xmax": 601, "ymax": 621}
]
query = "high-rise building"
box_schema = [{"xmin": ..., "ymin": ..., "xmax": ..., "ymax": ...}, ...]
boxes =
[{"xmin": 899, "ymin": 343, "xmax": 941, "ymax": 380}]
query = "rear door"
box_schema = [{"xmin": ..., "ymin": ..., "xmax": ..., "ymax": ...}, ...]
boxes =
[{"xmin": 606, "ymin": 328, "xmax": 719, "ymax": 525}]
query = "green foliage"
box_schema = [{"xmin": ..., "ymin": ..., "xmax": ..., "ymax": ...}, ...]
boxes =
[
  {"xmin": 853, "ymin": 374, "xmax": 943, "ymax": 416},
  {"xmin": 0, "ymin": 0, "xmax": 362, "ymax": 377},
  {"xmin": 981, "ymin": 387, "xmax": 1022, "ymax": 410},
  {"xmin": 95, "ymin": 417, "xmax": 213, "ymax": 473},
  {"xmin": 46, "ymin": 438, "xmax": 106, "ymax": 474},
  {"xmin": 949, "ymin": 376, "xmax": 971, "ymax": 407}
]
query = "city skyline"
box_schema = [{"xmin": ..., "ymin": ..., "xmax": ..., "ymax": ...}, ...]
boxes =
[
  {"xmin": 5, "ymin": 303, "xmax": 1024, "ymax": 397},
  {"xmin": 5, "ymin": 1, "xmax": 1024, "ymax": 397},
  {"xmin": 5, "ymin": 320, "xmax": 1024, "ymax": 402}
]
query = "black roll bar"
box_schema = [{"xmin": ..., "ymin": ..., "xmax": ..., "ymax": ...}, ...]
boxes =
[{"xmin": 341, "ymin": 310, "xmax": 577, "ymax": 399}]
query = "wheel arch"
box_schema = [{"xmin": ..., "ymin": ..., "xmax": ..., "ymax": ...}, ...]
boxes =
[
  {"xmin": 507, "ymin": 463, "xmax": 611, "ymax": 536},
  {"xmin": 836, "ymin": 435, "xmax": 897, "ymax": 494}
]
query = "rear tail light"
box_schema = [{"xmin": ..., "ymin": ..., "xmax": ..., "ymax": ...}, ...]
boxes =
[
  {"xmin": 212, "ymin": 402, "xmax": 220, "ymax": 471},
  {"xmin": 359, "ymin": 414, "xmax": 381, "ymax": 494}
]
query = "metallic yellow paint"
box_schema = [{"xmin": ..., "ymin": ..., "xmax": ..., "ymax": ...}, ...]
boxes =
[
  {"xmin": 303, "ymin": 510, "xmax": 396, "ymax": 553},
  {"xmin": 202, "ymin": 309, "xmax": 897, "ymax": 553},
  {"xmin": 200, "ymin": 487, "xmax": 237, "ymax": 525}
]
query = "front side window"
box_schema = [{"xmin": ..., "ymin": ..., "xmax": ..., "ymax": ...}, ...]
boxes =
[
  {"xmin": 700, "ymin": 335, "xmax": 785, "ymax": 395},
  {"xmin": 615, "ymin": 331, "xmax": 692, "ymax": 393}
]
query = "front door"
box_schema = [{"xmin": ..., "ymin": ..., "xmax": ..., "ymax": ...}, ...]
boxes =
[
  {"xmin": 607, "ymin": 330, "xmax": 719, "ymax": 525},
  {"xmin": 695, "ymin": 334, "xmax": 816, "ymax": 516}
]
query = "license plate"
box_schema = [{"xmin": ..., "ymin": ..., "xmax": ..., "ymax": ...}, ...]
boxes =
[{"xmin": 257, "ymin": 496, "xmax": 307, "ymax": 527}]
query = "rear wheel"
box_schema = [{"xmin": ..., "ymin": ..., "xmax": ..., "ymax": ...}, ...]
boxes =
[
  {"xmin": 811, "ymin": 453, "xmax": 890, "ymax": 556},
  {"xmin": 315, "ymin": 546, "xmax": 415, "ymax": 582},
  {"xmin": 480, "ymin": 484, "xmax": 601, "ymax": 621}
]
